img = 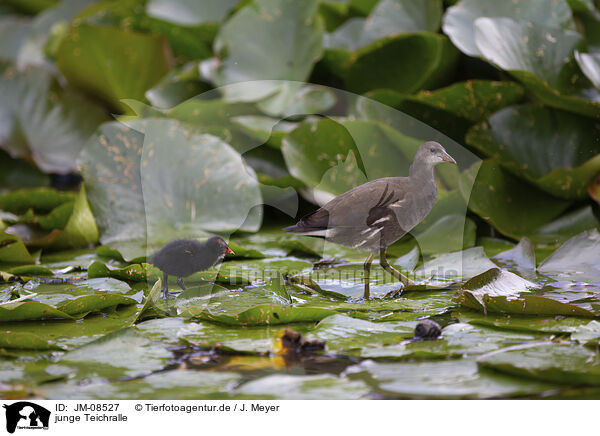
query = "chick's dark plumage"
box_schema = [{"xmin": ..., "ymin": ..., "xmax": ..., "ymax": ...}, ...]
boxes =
[{"xmin": 149, "ymin": 236, "xmax": 234, "ymax": 301}]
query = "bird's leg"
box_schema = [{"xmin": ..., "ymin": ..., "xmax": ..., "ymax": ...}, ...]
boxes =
[
  {"xmin": 177, "ymin": 277, "xmax": 187, "ymax": 291},
  {"xmin": 379, "ymin": 249, "xmax": 415, "ymax": 288},
  {"xmin": 162, "ymin": 271, "xmax": 169, "ymax": 303},
  {"xmin": 363, "ymin": 253, "xmax": 375, "ymax": 300}
]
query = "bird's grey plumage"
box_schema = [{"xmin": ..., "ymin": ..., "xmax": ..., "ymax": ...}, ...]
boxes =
[{"xmin": 285, "ymin": 141, "xmax": 456, "ymax": 299}]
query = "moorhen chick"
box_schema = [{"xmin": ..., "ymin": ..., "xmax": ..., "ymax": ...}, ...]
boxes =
[
  {"xmin": 285, "ymin": 141, "xmax": 456, "ymax": 299},
  {"xmin": 149, "ymin": 236, "xmax": 234, "ymax": 301}
]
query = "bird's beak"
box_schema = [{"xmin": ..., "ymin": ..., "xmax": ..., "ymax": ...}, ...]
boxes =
[
  {"xmin": 225, "ymin": 247, "xmax": 235, "ymax": 255},
  {"xmin": 441, "ymin": 151, "xmax": 456, "ymax": 164}
]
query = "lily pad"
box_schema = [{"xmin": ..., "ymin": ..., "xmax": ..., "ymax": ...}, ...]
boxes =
[
  {"xmin": 478, "ymin": 342, "xmax": 600, "ymax": 385},
  {"xmin": 459, "ymin": 160, "xmax": 572, "ymax": 241},
  {"xmin": 183, "ymin": 304, "xmax": 337, "ymax": 326},
  {"xmin": 208, "ymin": 0, "xmax": 324, "ymax": 115},
  {"xmin": 321, "ymin": 32, "xmax": 459, "ymax": 94},
  {"xmin": 236, "ymin": 373, "xmax": 370, "ymax": 399},
  {"xmin": 0, "ymin": 231, "xmax": 35, "ymax": 265},
  {"xmin": 466, "ymin": 104, "xmax": 600, "ymax": 200},
  {"xmin": 492, "ymin": 237, "xmax": 536, "ymax": 272},
  {"xmin": 55, "ymin": 23, "xmax": 171, "ymax": 112},
  {"xmin": 442, "ymin": 0, "xmax": 575, "ymax": 58},
  {"xmin": 538, "ymin": 229, "xmax": 600, "ymax": 281},
  {"xmin": 575, "ymin": 50, "xmax": 600, "ymax": 90},
  {"xmin": 473, "ymin": 17, "xmax": 600, "ymax": 117},
  {"xmin": 0, "ymin": 63, "xmax": 107, "ymax": 173},
  {"xmin": 324, "ymin": 0, "xmax": 443, "ymax": 51},
  {"xmin": 345, "ymin": 358, "xmax": 557, "ymax": 399}
]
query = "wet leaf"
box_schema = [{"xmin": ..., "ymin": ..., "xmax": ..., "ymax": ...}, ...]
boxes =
[
  {"xmin": 460, "ymin": 161, "xmax": 572, "ymax": 241},
  {"xmin": 56, "ymin": 23, "xmax": 171, "ymax": 112},
  {"xmin": 442, "ymin": 0, "xmax": 575, "ymax": 57},
  {"xmin": 324, "ymin": 0, "xmax": 442, "ymax": 51},
  {"xmin": 0, "ymin": 231, "xmax": 35, "ymax": 265},
  {"xmin": 346, "ymin": 358, "xmax": 557, "ymax": 399},
  {"xmin": 538, "ymin": 229, "xmax": 600, "ymax": 281},
  {"xmin": 478, "ymin": 342, "xmax": 600, "ymax": 385},
  {"xmin": 466, "ymin": 104, "xmax": 600, "ymax": 199}
]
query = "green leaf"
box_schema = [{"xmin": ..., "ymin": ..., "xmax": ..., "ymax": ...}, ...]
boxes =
[
  {"xmin": 346, "ymin": 358, "xmax": 557, "ymax": 398},
  {"xmin": 466, "ymin": 104, "xmax": 600, "ymax": 199},
  {"xmin": 146, "ymin": 0, "xmax": 239, "ymax": 25},
  {"xmin": 442, "ymin": 0, "xmax": 575, "ymax": 57},
  {"xmin": 209, "ymin": 0, "xmax": 324, "ymax": 109},
  {"xmin": 321, "ymin": 32, "xmax": 459, "ymax": 94},
  {"xmin": 454, "ymin": 268, "xmax": 598, "ymax": 317},
  {"xmin": 0, "ymin": 231, "xmax": 35, "ymax": 265},
  {"xmin": 184, "ymin": 304, "xmax": 337, "ymax": 326},
  {"xmin": 414, "ymin": 247, "xmax": 498, "ymax": 286},
  {"xmin": 575, "ymin": 50, "xmax": 600, "ymax": 90},
  {"xmin": 236, "ymin": 373, "xmax": 370, "ymax": 399},
  {"xmin": 473, "ymin": 17, "xmax": 600, "ymax": 117},
  {"xmin": 56, "ymin": 23, "xmax": 171, "ymax": 112},
  {"xmin": 478, "ymin": 342, "xmax": 600, "ymax": 385},
  {"xmin": 324, "ymin": 0, "xmax": 443, "ymax": 51},
  {"xmin": 0, "ymin": 187, "xmax": 75, "ymax": 215},
  {"xmin": 145, "ymin": 62, "xmax": 211, "ymax": 109},
  {"xmin": 492, "ymin": 237, "xmax": 536, "ymax": 272},
  {"xmin": 460, "ymin": 161, "xmax": 572, "ymax": 241},
  {"xmin": 51, "ymin": 184, "xmax": 99, "ymax": 249},
  {"xmin": 0, "ymin": 63, "xmax": 107, "ymax": 173},
  {"xmin": 538, "ymin": 229, "xmax": 600, "ymax": 281}
]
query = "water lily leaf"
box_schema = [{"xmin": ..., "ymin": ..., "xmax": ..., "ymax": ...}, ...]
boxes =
[
  {"xmin": 321, "ymin": 32, "xmax": 459, "ymax": 94},
  {"xmin": 575, "ymin": 51, "xmax": 600, "ymax": 90},
  {"xmin": 140, "ymin": 118, "xmax": 263, "ymax": 248},
  {"xmin": 0, "ymin": 304, "xmax": 139, "ymax": 350},
  {"xmin": 0, "ymin": 187, "xmax": 75, "ymax": 215},
  {"xmin": 0, "ymin": 63, "xmax": 107, "ymax": 173},
  {"xmin": 41, "ymin": 369, "xmax": 242, "ymax": 399},
  {"xmin": 357, "ymin": 322, "xmax": 545, "ymax": 360},
  {"xmin": 145, "ymin": 62, "xmax": 211, "ymax": 109},
  {"xmin": 0, "ymin": 300, "xmax": 74, "ymax": 322},
  {"xmin": 460, "ymin": 161, "xmax": 572, "ymax": 241},
  {"xmin": 346, "ymin": 358, "xmax": 557, "ymax": 399},
  {"xmin": 492, "ymin": 237, "xmax": 536, "ymax": 272},
  {"xmin": 0, "ymin": 231, "xmax": 35, "ymax": 265},
  {"xmin": 538, "ymin": 229, "xmax": 600, "ymax": 281},
  {"xmin": 57, "ymin": 327, "xmax": 172, "ymax": 379},
  {"xmin": 442, "ymin": 0, "xmax": 575, "ymax": 58},
  {"xmin": 324, "ymin": 0, "xmax": 443, "ymax": 51},
  {"xmin": 236, "ymin": 373, "xmax": 369, "ymax": 399},
  {"xmin": 55, "ymin": 23, "xmax": 171, "ymax": 112},
  {"xmin": 78, "ymin": 121, "xmax": 146, "ymax": 260},
  {"xmin": 466, "ymin": 104, "xmax": 600, "ymax": 200},
  {"xmin": 209, "ymin": 0, "xmax": 324, "ymax": 114},
  {"xmin": 0, "ymin": 151, "xmax": 49, "ymax": 190},
  {"xmin": 184, "ymin": 304, "xmax": 337, "ymax": 326},
  {"xmin": 478, "ymin": 342, "xmax": 600, "ymax": 385},
  {"xmin": 473, "ymin": 17, "xmax": 600, "ymax": 117},
  {"xmin": 367, "ymin": 80, "xmax": 524, "ymax": 124},
  {"xmin": 571, "ymin": 320, "xmax": 600, "ymax": 344},
  {"xmin": 176, "ymin": 319, "xmax": 283, "ymax": 354},
  {"xmin": 281, "ymin": 117, "xmax": 420, "ymax": 201},
  {"xmin": 414, "ymin": 247, "xmax": 498, "ymax": 286},
  {"xmin": 456, "ymin": 309, "xmax": 590, "ymax": 334},
  {"xmin": 308, "ymin": 314, "xmax": 414, "ymax": 353},
  {"xmin": 454, "ymin": 268, "xmax": 597, "ymax": 317},
  {"xmin": 146, "ymin": 0, "xmax": 239, "ymax": 25}
]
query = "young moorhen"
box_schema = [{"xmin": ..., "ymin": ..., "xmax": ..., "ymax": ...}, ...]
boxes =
[
  {"xmin": 149, "ymin": 236, "xmax": 234, "ymax": 301},
  {"xmin": 285, "ymin": 141, "xmax": 456, "ymax": 299}
]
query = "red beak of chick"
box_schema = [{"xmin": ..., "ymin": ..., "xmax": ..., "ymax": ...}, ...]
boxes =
[{"xmin": 225, "ymin": 247, "xmax": 235, "ymax": 255}]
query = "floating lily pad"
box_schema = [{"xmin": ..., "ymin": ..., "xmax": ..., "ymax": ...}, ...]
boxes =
[
  {"xmin": 0, "ymin": 231, "xmax": 35, "ymax": 265},
  {"xmin": 321, "ymin": 32, "xmax": 459, "ymax": 94},
  {"xmin": 55, "ymin": 23, "xmax": 171, "ymax": 112},
  {"xmin": 460, "ymin": 161, "xmax": 572, "ymax": 241},
  {"xmin": 324, "ymin": 0, "xmax": 442, "ymax": 51},
  {"xmin": 208, "ymin": 0, "xmax": 324, "ymax": 115},
  {"xmin": 235, "ymin": 373, "xmax": 370, "ymax": 399},
  {"xmin": 492, "ymin": 238, "xmax": 536, "ymax": 273},
  {"xmin": 478, "ymin": 342, "xmax": 600, "ymax": 385},
  {"xmin": 466, "ymin": 104, "xmax": 600, "ymax": 200},
  {"xmin": 538, "ymin": 229, "xmax": 600, "ymax": 281},
  {"xmin": 473, "ymin": 17, "xmax": 600, "ymax": 117},
  {"xmin": 442, "ymin": 0, "xmax": 575, "ymax": 58},
  {"xmin": 145, "ymin": 62, "xmax": 211, "ymax": 109},
  {"xmin": 414, "ymin": 247, "xmax": 497, "ymax": 286},
  {"xmin": 183, "ymin": 304, "xmax": 337, "ymax": 326},
  {"xmin": 57, "ymin": 327, "xmax": 173, "ymax": 380},
  {"xmin": 345, "ymin": 358, "xmax": 557, "ymax": 399},
  {"xmin": 0, "ymin": 63, "xmax": 107, "ymax": 173}
]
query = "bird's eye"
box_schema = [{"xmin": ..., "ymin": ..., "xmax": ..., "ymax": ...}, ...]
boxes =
[{"xmin": 429, "ymin": 148, "xmax": 435, "ymax": 153}]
